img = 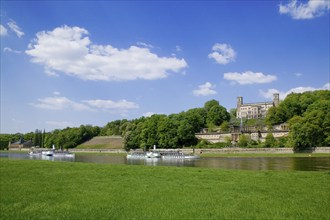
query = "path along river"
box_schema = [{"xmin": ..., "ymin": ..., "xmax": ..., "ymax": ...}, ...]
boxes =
[{"xmin": 1, "ymin": 152, "xmax": 329, "ymax": 171}]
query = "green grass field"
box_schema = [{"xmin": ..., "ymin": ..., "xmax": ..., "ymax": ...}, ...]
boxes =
[{"xmin": 1, "ymin": 159, "xmax": 329, "ymax": 219}]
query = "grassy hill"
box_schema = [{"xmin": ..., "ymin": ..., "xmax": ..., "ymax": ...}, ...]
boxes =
[{"xmin": 76, "ymin": 136, "xmax": 123, "ymax": 149}]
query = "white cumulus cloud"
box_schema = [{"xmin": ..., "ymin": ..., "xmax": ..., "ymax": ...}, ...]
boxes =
[
  {"xmin": 31, "ymin": 96, "xmax": 92, "ymax": 111},
  {"xmin": 208, "ymin": 43, "xmax": 236, "ymax": 65},
  {"xmin": 26, "ymin": 25, "xmax": 187, "ymax": 81},
  {"xmin": 83, "ymin": 99, "xmax": 139, "ymax": 110},
  {"xmin": 279, "ymin": 0, "xmax": 330, "ymax": 19},
  {"xmin": 193, "ymin": 82, "xmax": 217, "ymax": 96},
  {"xmin": 46, "ymin": 121, "xmax": 75, "ymax": 128},
  {"xmin": 259, "ymin": 83, "xmax": 330, "ymax": 100},
  {"xmin": 31, "ymin": 94, "xmax": 139, "ymax": 113},
  {"xmin": 7, "ymin": 20, "xmax": 24, "ymax": 38},
  {"xmin": 0, "ymin": 24, "xmax": 8, "ymax": 36},
  {"xmin": 224, "ymin": 71, "xmax": 277, "ymax": 85}
]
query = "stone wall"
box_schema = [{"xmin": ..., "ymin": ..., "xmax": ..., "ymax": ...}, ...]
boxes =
[
  {"xmin": 196, "ymin": 147, "xmax": 330, "ymax": 154},
  {"xmin": 195, "ymin": 131, "xmax": 289, "ymax": 143}
]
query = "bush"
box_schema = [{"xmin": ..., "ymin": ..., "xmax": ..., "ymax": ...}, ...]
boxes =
[
  {"xmin": 277, "ymin": 137, "xmax": 288, "ymax": 148},
  {"xmin": 238, "ymin": 134, "xmax": 250, "ymax": 147},
  {"xmin": 264, "ymin": 133, "xmax": 276, "ymax": 148}
]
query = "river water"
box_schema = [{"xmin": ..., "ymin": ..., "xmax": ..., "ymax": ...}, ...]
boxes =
[{"xmin": 1, "ymin": 152, "xmax": 329, "ymax": 171}]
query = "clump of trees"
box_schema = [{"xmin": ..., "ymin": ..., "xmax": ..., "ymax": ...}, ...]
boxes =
[
  {"xmin": 266, "ymin": 90, "xmax": 330, "ymax": 150},
  {"xmin": 122, "ymin": 100, "xmax": 230, "ymax": 150},
  {"xmin": 44, "ymin": 125, "xmax": 100, "ymax": 149}
]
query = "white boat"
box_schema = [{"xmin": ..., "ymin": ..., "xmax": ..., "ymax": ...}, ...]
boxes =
[
  {"xmin": 127, "ymin": 145, "xmax": 200, "ymax": 160},
  {"xmin": 127, "ymin": 152, "xmax": 147, "ymax": 159},
  {"xmin": 53, "ymin": 151, "xmax": 75, "ymax": 158},
  {"xmin": 29, "ymin": 145, "xmax": 75, "ymax": 158},
  {"xmin": 161, "ymin": 151, "xmax": 200, "ymax": 159},
  {"xmin": 146, "ymin": 151, "xmax": 161, "ymax": 158},
  {"xmin": 29, "ymin": 151, "xmax": 42, "ymax": 157},
  {"xmin": 41, "ymin": 150, "xmax": 54, "ymax": 156}
]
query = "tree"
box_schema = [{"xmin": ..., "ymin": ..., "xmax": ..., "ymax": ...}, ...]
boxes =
[
  {"xmin": 229, "ymin": 108, "xmax": 237, "ymax": 118},
  {"xmin": 33, "ymin": 129, "xmax": 42, "ymax": 147},
  {"xmin": 204, "ymin": 99, "xmax": 219, "ymax": 112},
  {"xmin": 206, "ymin": 105, "xmax": 230, "ymax": 127},
  {"xmin": 289, "ymin": 110, "xmax": 325, "ymax": 150},
  {"xmin": 177, "ymin": 119, "xmax": 197, "ymax": 146},
  {"xmin": 157, "ymin": 117, "xmax": 178, "ymax": 148}
]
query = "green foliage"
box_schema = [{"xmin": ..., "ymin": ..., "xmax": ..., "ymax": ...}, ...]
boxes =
[
  {"xmin": 289, "ymin": 109, "xmax": 327, "ymax": 150},
  {"xmin": 206, "ymin": 104, "xmax": 230, "ymax": 127},
  {"xmin": 204, "ymin": 99, "xmax": 219, "ymax": 112},
  {"xmin": 264, "ymin": 133, "xmax": 276, "ymax": 148},
  {"xmin": 266, "ymin": 90, "xmax": 330, "ymax": 149},
  {"xmin": 277, "ymin": 137, "xmax": 288, "ymax": 148},
  {"xmin": 44, "ymin": 125, "xmax": 100, "ymax": 149},
  {"xmin": 33, "ymin": 129, "xmax": 43, "ymax": 147},
  {"xmin": 0, "ymin": 133, "xmax": 25, "ymax": 150},
  {"xmin": 220, "ymin": 121, "xmax": 230, "ymax": 132},
  {"xmin": 224, "ymin": 136, "xmax": 232, "ymax": 146},
  {"xmin": 100, "ymin": 120, "xmax": 127, "ymax": 136},
  {"xmin": 238, "ymin": 134, "xmax": 250, "ymax": 147},
  {"xmin": 121, "ymin": 101, "xmax": 229, "ymax": 150},
  {"xmin": 0, "ymin": 134, "xmax": 11, "ymax": 150},
  {"xmin": 196, "ymin": 139, "xmax": 210, "ymax": 148},
  {"xmin": 266, "ymin": 90, "xmax": 330, "ymax": 125},
  {"xmin": 229, "ymin": 108, "xmax": 237, "ymax": 118}
]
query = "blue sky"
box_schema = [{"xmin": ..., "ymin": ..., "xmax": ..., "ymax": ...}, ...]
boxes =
[{"xmin": 1, "ymin": 0, "xmax": 329, "ymax": 134}]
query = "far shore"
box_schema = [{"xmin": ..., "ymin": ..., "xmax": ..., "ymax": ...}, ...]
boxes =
[{"xmin": 3, "ymin": 147, "xmax": 330, "ymax": 157}]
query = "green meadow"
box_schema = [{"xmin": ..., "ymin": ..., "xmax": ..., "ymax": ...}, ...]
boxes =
[{"xmin": 1, "ymin": 159, "xmax": 329, "ymax": 219}]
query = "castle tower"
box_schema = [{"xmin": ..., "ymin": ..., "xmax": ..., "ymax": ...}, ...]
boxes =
[
  {"xmin": 237, "ymin": 96, "xmax": 243, "ymax": 107},
  {"xmin": 273, "ymin": 93, "xmax": 279, "ymax": 106},
  {"xmin": 236, "ymin": 97, "xmax": 243, "ymax": 118}
]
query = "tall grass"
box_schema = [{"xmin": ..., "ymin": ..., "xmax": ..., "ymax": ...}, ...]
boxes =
[{"xmin": 1, "ymin": 159, "xmax": 329, "ymax": 219}]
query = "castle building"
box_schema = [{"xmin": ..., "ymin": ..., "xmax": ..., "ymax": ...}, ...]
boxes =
[{"xmin": 236, "ymin": 93, "xmax": 279, "ymax": 119}]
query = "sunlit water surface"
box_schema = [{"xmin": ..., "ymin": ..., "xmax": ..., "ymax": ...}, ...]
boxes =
[{"xmin": 1, "ymin": 153, "xmax": 329, "ymax": 171}]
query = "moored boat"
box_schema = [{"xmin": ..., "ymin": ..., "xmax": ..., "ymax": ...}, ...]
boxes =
[
  {"xmin": 29, "ymin": 145, "xmax": 75, "ymax": 158},
  {"xmin": 126, "ymin": 145, "xmax": 200, "ymax": 160},
  {"xmin": 146, "ymin": 151, "xmax": 161, "ymax": 158},
  {"xmin": 41, "ymin": 150, "xmax": 54, "ymax": 156}
]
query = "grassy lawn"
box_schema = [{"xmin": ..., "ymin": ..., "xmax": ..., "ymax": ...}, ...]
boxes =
[
  {"xmin": 76, "ymin": 136, "xmax": 123, "ymax": 149},
  {"xmin": 1, "ymin": 159, "xmax": 329, "ymax": 219}
]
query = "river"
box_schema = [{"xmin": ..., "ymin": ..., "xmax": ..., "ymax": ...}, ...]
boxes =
[{"xmin": 1, "ymin": 152, "xmax": 329, "ymax": 171}]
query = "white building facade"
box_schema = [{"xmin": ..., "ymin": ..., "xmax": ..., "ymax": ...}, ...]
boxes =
[{"xmin": 236, "ymin": 93, "xmax": 279, "ymax": 119}]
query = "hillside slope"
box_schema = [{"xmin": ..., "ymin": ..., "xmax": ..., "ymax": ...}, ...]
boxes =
[{"xmin": 77, "ymin": 136, "xmax": 123, "ymax": 149}]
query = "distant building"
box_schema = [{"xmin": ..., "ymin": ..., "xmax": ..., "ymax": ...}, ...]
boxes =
[
  {"xmin": 236, "ymin": 93, "xmax": 279, "ymax": 119},
  {"xmin": 8, "ymin": 137, "xmax": 33, "ymax": 150}
]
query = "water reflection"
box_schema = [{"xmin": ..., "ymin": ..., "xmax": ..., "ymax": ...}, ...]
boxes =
[{"xmin": 1, "ymin": 153, "xmax": 329, "ymax": 171}]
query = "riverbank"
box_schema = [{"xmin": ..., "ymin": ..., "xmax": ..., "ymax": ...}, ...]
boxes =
[
  {"xmin": 4, "ymin": 147, "xmax": 330, "ymax": 157},
  {"xmin": 1, "ymin": 159, "xmax": 329, "ymax": 219}
]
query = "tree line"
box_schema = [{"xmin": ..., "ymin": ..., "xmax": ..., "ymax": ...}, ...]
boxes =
[
  {"xmin": 1, "ymin": 90, "xmax": 329, "ymax": 150},
  {"xmin": 0, "ymin": 100, "xmax": 230, "ymax": 150}
]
